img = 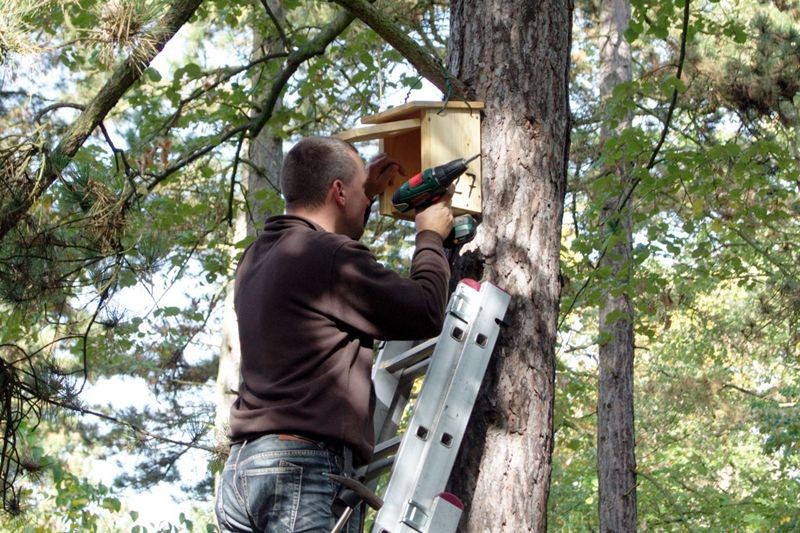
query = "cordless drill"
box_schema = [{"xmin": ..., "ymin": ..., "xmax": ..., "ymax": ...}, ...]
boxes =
[{"xmin": 392, "ymin": 154, "xmax": 480, "ymax": 247}]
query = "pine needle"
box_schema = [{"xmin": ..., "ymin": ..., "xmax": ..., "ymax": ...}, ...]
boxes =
[
  {"xmin": 88, "ymin": 0, "xmax": 165, "ymax": 71},
  {"xmin": 0, "ymin": 1, "xmax": 42, "ymax": 65}
]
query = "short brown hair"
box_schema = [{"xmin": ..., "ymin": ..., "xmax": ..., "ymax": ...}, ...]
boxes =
[{"xmin": 280, "ymin": 137, "xmax": 360, "ymax": 207}]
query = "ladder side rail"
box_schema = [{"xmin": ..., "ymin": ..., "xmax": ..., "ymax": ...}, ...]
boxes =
[
  {"xmin": 367, "ymin": 352, "xmax": 444, "ymax": 491},
  {"xmin": 405, "ymin": 284, "xmax": 510, "ymax": 513},
  {"xmin": 373, "ymin": 373, "xmax": 413, "ymax": 442},
  {"xmin": 368, "ymin": 338, "xmax": 435, "ymax": 490},
  {"xmin": 372, "ymin": 282, "xmax": 510, "ymax": 533},
  {"xmin": 372, "ymin": 282, "xmax": 480, "ymax": 532},
  {"xmin": 371, "ymin": 334, "xmax": 465, "ymax": 531},
  {"xmin": 372, "ymin": 336, "xmax": 439, "ymax": 443}
]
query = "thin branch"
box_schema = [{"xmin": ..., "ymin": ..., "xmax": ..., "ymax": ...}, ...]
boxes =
[
  {"xmin": 156, "ymin": 51, "xmax": 289, "ymax": 138},
  {"xmin": 248, "ymin": 9, "xmax": 356, "ymax": 138},
  {"xmin": 724, "ymin": 218, "xmax": 799, "ymax": 281},
  {"xmin": 425, "ymin": 1, "xmax": 447, "ymax": 49},
  {"xmin": 721, "ymin": 383, "xmax": 773, "ymax": 399},
  {"xmin": 615, "ymin": 0, "xmax": 691, "ymax": 214},
  {"xmin": 98, "ymin": 121, "xmax": 136, "ymax": 181},
  {"xmin": 19, "ymin": 385, "xmax": 215, "ymax": 453},
  {"xmin": 159, "ymin": 286, "xmax": 226, "ymax": 381},
  {"xmin": 238, "ymin": 158, "xmax": 280, "ymax": 193},
  {"xmin": 71, "ymin": 257, "xmax": 121, "ymax": 396},
  {"xmin": 33, "ymin": 102, "xmax": 85, "ymax": 123},
  {"xmin": 137, "ymin": 123, "xmax": 252, "ymax": 196},
  {"xmin": 227, "ymin": 132, "xmax": 246, "ymax": 227},
  {"xmin": 258, "ymin": 0, "xmax": 290, "ymax": 51}
]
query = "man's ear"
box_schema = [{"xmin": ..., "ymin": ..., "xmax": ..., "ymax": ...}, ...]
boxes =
[{"xmin": 331, "ymin": 179, "xmax": 346, "ymax": 207}]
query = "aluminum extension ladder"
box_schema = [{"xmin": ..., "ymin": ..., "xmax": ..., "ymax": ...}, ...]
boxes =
[{"xmin": 357, "ymin": 278, "xmax": 511, "ymax": 533}]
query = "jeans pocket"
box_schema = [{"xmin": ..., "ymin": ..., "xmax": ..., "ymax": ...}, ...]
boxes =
[{"xmin": 242, "ymin": 460, "xmax": 302, "ymax": 533}]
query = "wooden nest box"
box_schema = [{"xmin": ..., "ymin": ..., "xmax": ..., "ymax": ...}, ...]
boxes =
[{"xmin": 335, "ymin": 101, "xmax": 484, "ymax": 220}]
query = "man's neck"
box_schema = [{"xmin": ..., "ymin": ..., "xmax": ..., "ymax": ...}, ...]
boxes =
[{"xmin": 286, "ymin": 205, "xmax": 336, "ymax": 234}]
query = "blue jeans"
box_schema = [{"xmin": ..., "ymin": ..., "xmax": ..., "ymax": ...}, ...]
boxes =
[{"xmin": 215, "ymin": 434, "xmax": 363, "ymax": 532}]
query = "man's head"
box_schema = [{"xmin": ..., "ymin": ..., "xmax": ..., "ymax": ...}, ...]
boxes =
[{"xmin": 280, "ymin": 136, "xmax": 371, "ymax": 239}]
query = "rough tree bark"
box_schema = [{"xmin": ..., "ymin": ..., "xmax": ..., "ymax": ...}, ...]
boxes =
[
  {"xmin": 597, "ymin": 0, "xmax": 637, "ymax": 530},
  {"xmin": 445, "ymin": 1, "xmax": 572, "ymax": 530}
]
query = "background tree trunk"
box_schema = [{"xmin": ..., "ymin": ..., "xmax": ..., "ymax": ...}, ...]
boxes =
[
  {"xmin": 213, "ymin": 133, "xmax": 281, "ymax": 451},
  {"xmin": 597, "ymin": 0, "xmax": 637, "ymax": 530},
  {"xmin": 446, "ymin": 1, "xmax": 572, "ymax": 530},
  {"xmin": 214, "ymin": 7, "xmax": 285, "ymax": 454}
]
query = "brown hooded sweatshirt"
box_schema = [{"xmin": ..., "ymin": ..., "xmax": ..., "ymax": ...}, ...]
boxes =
[{"xmin": 229, "ymin": 215, "xmax": 450, "ymax": 464}]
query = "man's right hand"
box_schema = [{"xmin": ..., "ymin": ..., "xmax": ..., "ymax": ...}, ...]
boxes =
[{"xmin": 415, "ymin": 193, "xmax": 454, "ymax": 240}]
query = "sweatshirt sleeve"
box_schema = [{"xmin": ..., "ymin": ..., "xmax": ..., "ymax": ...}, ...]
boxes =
[{"xmin": 327, "ymin": 230, "xmax": 450, "ymax": 340}]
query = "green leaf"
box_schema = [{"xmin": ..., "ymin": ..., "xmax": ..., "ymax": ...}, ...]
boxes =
[
  {"xmin": 660, "ymin": 76, "xmax": 687, "ymax": 96},
  {"xmin": 53, "ymin": 465, "xmax": 64, "ymax": 484},
  {"xmin": 233, "ymin": 235, "xmax": 256, "ymax": 249},
  {"xmin": 71, "ymin": 497, "xmax": 89, "ymax": 507},
  {"xmin": 651, "ymin": 23, "xmax": 669, "ymax": 39},
  {"xmin": 160, "ymin": 306, "xmax": 181, "ymax": 317},
  {"xmin": 400, "ymin": 75, "xmax": 422, "ymax": 89},
  {"xmin": 691, "ymin": 198, "xmax": 705, "ymax": 218},
  {"xmin": 723, "ymin": 22, "xmax": 748, "ymax": 44},
  {"xmin": 625, "ymin": 19, "xmax": 643, "ymax": 42},
  {"xmin": 732, "ymin": 26, "xmax": 748, "ymax": 44},
  {"xmin": 102, "ymin": 497, "xmax": 121, "ymax": 512},
  {"xmin": 144, "ymin": 68, "xmax": 162, "ymax": 83}
]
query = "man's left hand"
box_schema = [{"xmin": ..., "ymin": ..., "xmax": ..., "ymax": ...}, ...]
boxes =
[{"xmin": 365, "ymin": 154, "xmax": 403, "ymax": 199}]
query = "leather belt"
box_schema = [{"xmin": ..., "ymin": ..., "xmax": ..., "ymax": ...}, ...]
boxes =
[{"xmin": 276, "ymin": 433, "xmax": 317, "ymax": 444}]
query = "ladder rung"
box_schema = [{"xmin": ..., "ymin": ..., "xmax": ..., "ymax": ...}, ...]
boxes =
[
  {"xmin": 397, "ymin": 359, "xmax": 431, "ymax": 387},
  {"xmin": 381, "ymin": 337, "xmax": 438, "ymax": 373},
  {"xmin": 362, "ymin": 455, "xmax": 396, "ymax": 482},
  {"xmin": 373, "ymin": 435, "xmax": 401, "ymax": 459}
]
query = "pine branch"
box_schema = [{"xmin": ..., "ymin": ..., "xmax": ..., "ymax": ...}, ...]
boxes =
[
  {"xmin": 23, "ymin": 388, "xmax": 216, "ymax": 453},
  {"xmin": 0, "ymin": 0, "xmax": 204, "ymax": 242},
  {"xmin": 330, "ymin": 0, "xmax": 471, "ymax": 99}
]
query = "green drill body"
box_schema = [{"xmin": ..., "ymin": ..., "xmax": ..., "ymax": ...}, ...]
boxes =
[
  {"xmin": 391, "ymin": 155, "xmax": 480, "ymax": 213},
  {"xmin": 391, "ymin": 154, "xmax": 480, "ymax": 248}
]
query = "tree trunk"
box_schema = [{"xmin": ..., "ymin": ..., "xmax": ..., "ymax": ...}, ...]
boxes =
[
  {"xmin": 214, "ymin": 132, "xmax": 281, "ymax": 451},
  {"xmin": 446, "ymin": 1, "xmax": 572, "ymax": 530},
  {"xmin": 214, "ymin": 7, "xmax": 284, "ymax": 454},
  {"xmin": 597, "ymin": 0, "xmax": 637, "ymax": 530}
]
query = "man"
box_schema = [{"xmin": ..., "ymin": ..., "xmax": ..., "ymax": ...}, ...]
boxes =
[{"xmin": 215, "ymin": 136, "xmax": 453, "ymax": 532}]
